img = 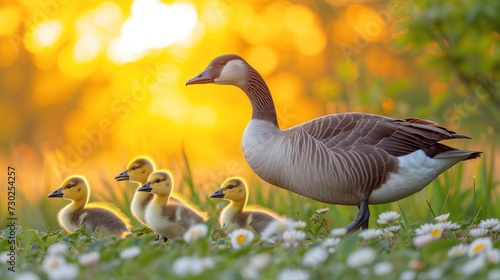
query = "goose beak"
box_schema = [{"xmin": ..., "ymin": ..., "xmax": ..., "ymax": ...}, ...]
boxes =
[
  {"xmin": 186, "ymin": 67, "xmax": 214, "ymax": 85},
  {"xmin": 209, "ymin": 188, "xmax": 225, "ymax": 198},
  {"xmin": 137, "ymin": 182, "xmax": 152, "ymax": 192},
  {"xmin": 114, "ymin": 170, "xmax": 130, "ymax": 181},
  {"xmin": 48, "ymin": 188, "xmax": 63, "ymax": 198}
]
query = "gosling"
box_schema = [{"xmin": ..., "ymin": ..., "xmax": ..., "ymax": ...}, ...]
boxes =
[
  {"xmin": 210, "ymin": 176, "xmax": 284, "ymax": 234},
  {"xmin": 137, "ymin": 170, "xmax": 208, "ymax": 240},
  {"xmin": 48, "ymin": 175, "xmax": 131, "ymax": 238}
]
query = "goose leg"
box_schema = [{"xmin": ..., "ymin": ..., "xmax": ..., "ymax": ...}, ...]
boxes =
[{"xmin": 344, "ymin": 200, "xmax": 370, "ymax": 233}]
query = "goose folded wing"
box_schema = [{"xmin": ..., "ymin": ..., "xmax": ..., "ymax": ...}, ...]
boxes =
[{"xmin": 295, "ymin": 113, "xmax": 470, "ymax": 158}]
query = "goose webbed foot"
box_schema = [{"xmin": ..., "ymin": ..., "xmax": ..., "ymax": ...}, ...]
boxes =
[{"xmin": 344, "ymin": 200, "xmax": 370, "ymax": 233}]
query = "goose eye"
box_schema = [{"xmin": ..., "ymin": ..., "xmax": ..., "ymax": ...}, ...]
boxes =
[
  {"xmin": 219, "ymin": 61, "xmax": 226, "ymax": 66},
  {"xmin": 131, "ymin": 166, "xmax": 138, "ymax": 170},
  {"xmin": 227, "ymin": 185, "xmax": 235, "ymax": 189},
  {"xmin": 155, "ymin": 178, "xmax": 161, "ymax": 183},
  {"xmin": 66, "ymin": 184, "xmax": 72, "ymax": 189}
]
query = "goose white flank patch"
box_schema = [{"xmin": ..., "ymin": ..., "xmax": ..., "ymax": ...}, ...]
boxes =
[
  {"xmin": 48, "ymin": 175, "xmax": 132, "ymax": 238},
  {"xmin": 186, "ymin": 54, "xmax": 481, "ymax": 232},
  {"xmin": 209, "ymin": 176, "xmax": 284, "ymax": 235}
]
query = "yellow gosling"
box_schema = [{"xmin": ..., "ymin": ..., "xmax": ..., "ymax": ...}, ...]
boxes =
[
  {"xmin": 210, "ymin": 176, "xmax": 284, "ymax": 234},
  {"xmin": 137, "ymin": 170, "xmax": 208, "ymax": 240},
  {"xmin": 114, "ymin": 156, "xmax": 156, "ymax": 226},
  {"xmin": 48, "ymin": 175, "xmax": 131, "ymax": 238}
]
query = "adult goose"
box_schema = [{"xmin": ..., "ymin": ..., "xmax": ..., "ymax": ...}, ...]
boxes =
[
  {"xmin": 210, "ymin": 176, "xmax": 284, "ymax": 234},
  {"xmin": 48, "ymin": 175, "xmax": 132, "ymax": 238},
  {"xmin": 186, "ymin": 54, "xmax": 481, "ymax": 232}
]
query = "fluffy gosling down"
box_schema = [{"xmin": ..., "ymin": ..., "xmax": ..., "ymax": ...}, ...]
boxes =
[
  {"xmin": 48, "ymin": 175, "xmax": 131, "ymax": 238},
  {"xmin": 186, "ymin": 54, "xmax": 481, "ymax": 232},
  {"xmin": 137, "ymin": 170, "xmax": 208, "ymax": 240},
  {"xmin": 210, "ymin": 177, "xmax": 284, "ymax": 235},
  {"xmin": 114, "ymin": 156, "xmax": 157, "ymax": 226}
]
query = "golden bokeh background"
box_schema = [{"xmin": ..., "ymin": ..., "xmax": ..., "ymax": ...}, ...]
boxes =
[{"xmin": 0, "ymin": 0, "xmax": 496, "ymax": 231}]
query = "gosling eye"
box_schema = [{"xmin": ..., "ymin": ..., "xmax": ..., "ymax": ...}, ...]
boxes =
[
  {"xmin": 155, "ymin": 178, "xmax": 161, "ymax": 183},
  {"xmin": 66, "ymin": 184, "xmax": 72, "ymax": 189},
  {"xmin": 227, "ymin": 184, "xmax": 235, "ymax": 190},
  {"xmin": 131, "ymin": 166, "xmax": 138, "ymax": 171}
]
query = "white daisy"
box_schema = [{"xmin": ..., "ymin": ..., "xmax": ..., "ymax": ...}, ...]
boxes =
[
  {"xmin": 277, "ymin": 269, "xmax": 309, "ymax": 280},
  {"xmin": 376, "ymin": 211, "xmax": 400, "ymax": 225},
  {"xmin": 330, "ymin": 228, "xmax": 347, "ymax": 237},
  {"xmin": 426, "ymin": 268, "xmax": 444, "ymax": 279},
  {"xmin": 486, "ymin": 249, "xmax": 500, "ymax": 264},
  {"xmin": 386, "ymin": 225, "xmax": 401, "ymax": 233},
  {"xmin": 241, "ymin": 253, "xmax": 271, "ymax": 279},
  {"xmin": 346, "ymin": 248, "xmax": 376, "ymax": 268},
  {"xmin": 14, "ymin": 272, "xmax": 41, "ymax": 280},
  {"xmin": 434, "ymin": 213, "xmax": 450, "ymax": 223},
  {"xmin": 322, "ymin": 237, "xmax": 341, "ymax": 253},
  {"xmin": 78, "ymin": 251, "xmax": 100, "ymax": 266},
  {"xmin": 437, "ymin": 221, "xmax": 460, "ymax": 231},
  {"xmin": 172, "ymin": 256, "xmax": 215, "ymax": 276},
  {"xmin": 359, "ymin": 229, "xmax": 383, "ymax": 241},
  {"xmin": 119, "ymin": 246, "xmax": 141, "ymax": 259},
  {"xmin": 487, "ymin": 268, "xmax": 500, "ymax": 280},
  {"xmin": 413, "ymin": 234, "xmax": 434, "ymax": 248},
  {"xmin": 261, "ymin": 220, "xmax": 288, "ymax": 243},
  {"xmin": 183, "ymin": 223, "xmax": 208, "ymax": 243},
  {"xmin": 47, "ymin": 243, "xmax": 69, "ymax": 256},
  {"xmin": 460, "ymin": 254, "xmax": 486, "ymax": 276},
  {"xmin": 468, "ymin": 237, "xmax": 493, "ymax": 257},
  {"xmin": 400, "ymin": 270, "xmax": 416, "ymax": 280},
  {"xmin": 291, "ymin": 220, "xmax": 307, "ymax": 230},
  {"xmin": 430, "ymin": 224, "xmax": 444, "ymax": 239},
  {"xmin": 282, "ymin": 230, "xmax": 306, "ymax": 248},
  {"xmin": 448, "ymin": 244, "xmax": 468, "ymax": 257},
  {"xmin": 229, "ymin": 229, "xmax": 254, "ymax": 249},
  {"xmin": 42, "ymin": 255, "xmax": 79, "ymax": 280},
  {"xmin": 469, "ymin": 228, "xmax": 489, "ymax": 238},
  {"xmin": 302, "ymin": 246, "xmax": 328, "ymax": 267},
  {"xmin": 479, "ymin": 218, "xmax": 500, "ymax": 231},
  {"xmin": 415, "ymin": 223, "xmax": 434, "ymax": 236},
  {"xmin": 316, "ymin": 208, "xmax": 329, "ymax": 214},
  {"xmin": 373, "ymin": 262, "xmax": 393, "ymax": 276}
]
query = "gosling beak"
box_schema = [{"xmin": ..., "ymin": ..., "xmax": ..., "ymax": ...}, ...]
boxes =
[
  {"xmin": 186, "ymin": 67, "xmax": 214, "ymax": 85},
  {"xmin": 48, "ymin": 188, "xmax": 63, "ymax": 198},
  {"xmin": 114, "ymin": 170, "xmax": 130, "ymax": 181},
  {"xmin": 209, "ymin": 188, "xmax": 225, "ymax": 198},
  {"xmin": 137, "ymin": 182, "xmax": 152, "ymax": 192}
]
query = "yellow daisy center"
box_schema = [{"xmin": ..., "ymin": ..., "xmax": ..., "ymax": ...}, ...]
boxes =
[
  {"xmin": 237, "ymin": 234, "xmax": 247, "ymax": 244},
  {"xmin": 472, "ymin": 243, "xmax": 486, "ymax": 254},
  {"xmin": 432, "ymin": 228, "xmax": 442, "ymax": 238}
]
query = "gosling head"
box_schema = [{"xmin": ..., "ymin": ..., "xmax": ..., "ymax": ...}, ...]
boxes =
[
  {"xmin": 115, "ymin": 156, "xmax": 156, "ymax": 184},
  {"xmin": 137, "ymin": 170, "xmax": 174, "ymax": 196},
  {"xmin": 48, "ymin": 175, "xmax": 89, "ymax": 202},
  {"xmin": 186, "ymin": 54, "xmax": 249, "ymax": 88},
  {"xmin": 209, "ymin": 177, "xmax": 247, "ymax": 202}
]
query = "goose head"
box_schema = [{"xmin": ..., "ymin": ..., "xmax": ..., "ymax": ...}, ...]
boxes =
[
  {"xmin": 137, "ymin": 170, "xmax": 173, "ymax": 196},
  {"xmin": 115, "ymin": 157, "xmax": 155, "ymax": 184},
  {"xmin": 48, "ymin": 175, "xmax": 89, "ymax": 203},
  {"xmin": 186, "ymin": 54, "xmax": 249, "ymax": 88},
  {"xmin": 210, "ymin": 177, "xmax": 247, "ymax": 203}
]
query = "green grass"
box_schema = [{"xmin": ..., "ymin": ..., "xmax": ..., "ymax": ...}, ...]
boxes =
[{"xmin": 1, "ymin": 149, "xmax": 499, "ymax": 279}]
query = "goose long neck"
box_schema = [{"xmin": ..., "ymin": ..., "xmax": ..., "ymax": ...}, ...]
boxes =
[{"xmin": 241, "ymin": 66, "xmax": 279, "ymax": 127}]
